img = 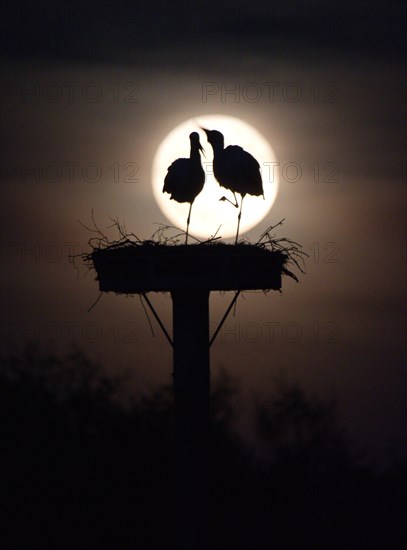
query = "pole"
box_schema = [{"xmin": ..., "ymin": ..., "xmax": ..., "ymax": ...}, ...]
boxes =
[{"xmin": 171, "ymin": 290, "xmax": 210, "ymax": 550}]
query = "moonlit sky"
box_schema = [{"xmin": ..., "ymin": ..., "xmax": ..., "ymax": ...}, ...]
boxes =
[{"xmin": 1, "ymin": 1, "xmax": 406, "ymax": 466}]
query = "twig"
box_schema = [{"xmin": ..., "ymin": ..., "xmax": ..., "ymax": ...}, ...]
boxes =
[
  {"xmin": 86, "ymin": 291, "xmax": 104, "ymax": 313},
  {"xmin": 139, "ymin": 294, "xmax": 155, "ymax": 337}
]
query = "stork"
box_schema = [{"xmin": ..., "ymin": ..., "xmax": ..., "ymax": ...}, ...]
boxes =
[
  {"xmin": 163, "ymin": 132, "xmax": 205, "ymax": 244},
  {"xmin": 201, "ymin": 128, "xmax": 263, "ymax": 244}
]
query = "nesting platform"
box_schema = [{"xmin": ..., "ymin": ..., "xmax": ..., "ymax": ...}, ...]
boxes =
[{"xmin": 91, "ymin": 242, "xmax": 287, "ymax": 293}]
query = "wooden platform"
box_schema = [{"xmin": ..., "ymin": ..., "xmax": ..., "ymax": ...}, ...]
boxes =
[{"xmin": 91, "ymin": 242, "xmax": 287, "ymax": 293}]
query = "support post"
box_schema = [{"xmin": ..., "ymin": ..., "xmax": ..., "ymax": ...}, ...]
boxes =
[{"xmin": 171, "ymin": 290, "xmax": 210, "ymax": 550}]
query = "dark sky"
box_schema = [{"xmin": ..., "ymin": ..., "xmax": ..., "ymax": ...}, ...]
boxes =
[{"xmin": 1, "ymin": 1, "xmax": 406, "ymax": 467}]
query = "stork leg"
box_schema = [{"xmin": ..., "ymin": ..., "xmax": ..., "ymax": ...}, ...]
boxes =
[
  {"xmin": 185, "ymin": 202, "xmax": 193, "ymax": 245},
  {"xmin": 219, "ymin": 192, "xmax": 239, "ymax": 208},
  {"xmin": 235, "ymin": 196, "xmax": 244, "ymax": 244}
]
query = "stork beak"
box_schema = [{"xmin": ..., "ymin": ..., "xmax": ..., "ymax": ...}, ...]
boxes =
[
  {"xmin": 200, "ymin": 126, "xmax": 209, "ymax": 136},
  {"xmin": 199, "ymin": 142, "xmax": 206, "ymax": 157}
]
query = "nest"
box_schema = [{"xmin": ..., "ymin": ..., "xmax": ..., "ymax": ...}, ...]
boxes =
[{"xmin": 76, "ymin": 215, "xmax": 307, "ymax": 294}]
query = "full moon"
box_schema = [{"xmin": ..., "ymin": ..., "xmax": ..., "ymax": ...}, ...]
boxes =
[{"xmin": 151, "ymin": 115, "xmax": 279, "ymax": 239}]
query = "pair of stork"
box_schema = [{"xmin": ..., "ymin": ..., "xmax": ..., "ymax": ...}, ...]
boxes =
[{"xmin": 163, "ymin": 128, "xmax": 264, "ymax": 244}]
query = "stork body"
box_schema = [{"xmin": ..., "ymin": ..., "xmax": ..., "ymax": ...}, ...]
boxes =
[
  {"xmin": 163, "ymin": 132, "xmax": 205, "ymax": 244},
  {"xmin": 202, "ymin": 129, "xmax": 263, "ymax": 243}
]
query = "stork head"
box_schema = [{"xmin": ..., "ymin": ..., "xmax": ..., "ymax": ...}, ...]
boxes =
[
  {"xmin": 200, "ymin": 128, "xmax": 224, "ymax": 150},
  {"xmin": 189, "ymin": 132, "xmax": 205, "ymax": 155}
]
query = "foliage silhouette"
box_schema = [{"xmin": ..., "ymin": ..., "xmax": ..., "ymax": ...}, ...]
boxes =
[{"xmin": 1, "ymin": 346, "xmax": 405, "ymax": 549}]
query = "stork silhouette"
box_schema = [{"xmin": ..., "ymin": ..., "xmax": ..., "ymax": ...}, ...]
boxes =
[
  {"xmin": 163, "ymin": 132, "xmax": 205, "ymax": 244},
  {"xmin": 202, "ymin": 128, "xmax": 263, "ymax": 244}
]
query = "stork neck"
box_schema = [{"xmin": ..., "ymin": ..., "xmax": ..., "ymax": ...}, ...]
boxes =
[
  {"xmin": 190, "ymin": 145, "xmax": 201, "ymax": 161},
  {"xmin": 211, "ymin": 141, "xmax": 224, "ymax": 155}
]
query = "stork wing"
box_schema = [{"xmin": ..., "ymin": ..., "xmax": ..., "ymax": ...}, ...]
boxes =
[
  {"xmin": 222, "ymin": 146, "xmax": 263, "ymax": 197},
  {"xmin": 224, "ymin": 146, "xmax": 260, "ymax": 168},
  {"xmin": 163, "ymin": 158, "xmax": 188, "ymax": 193}
]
